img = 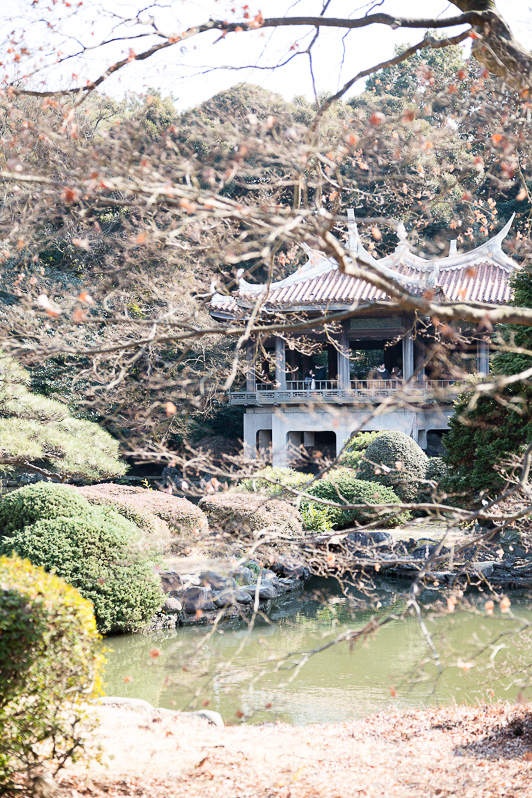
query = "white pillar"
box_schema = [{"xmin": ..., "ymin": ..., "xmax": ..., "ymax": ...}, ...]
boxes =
[
  {"xmin": 337, "ymin": 325, "xmax": 351, "ymax": 389},
  {"xmin": 243, "ymin": 412, "xmax": 257, "ymax": 459},
  {"xmin": 271, "ymin": 418, "xmax": 289, "ymax": 467},
  {"xmin": 335, "ymin": 427, "xmax": 351, "ymax": 457},
  {"xmin": 274, "ymin": 337, "xmax": 287, "ymax": 389},
  {"xmin": 477, "ymin": 340, "xmax": 489, "ymax": 375},
  {"xmin": 402, "ymin": 333, "xmax": 414, "ymax": 380},
  {"xmin": 245, "ymin": 341, "xmax": 256, "ymax": 392}
]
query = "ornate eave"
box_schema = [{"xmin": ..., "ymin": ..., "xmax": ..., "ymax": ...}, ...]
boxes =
[{"xmin": 210, "ymin": 215, "xmax": 518, "ymax": 318}]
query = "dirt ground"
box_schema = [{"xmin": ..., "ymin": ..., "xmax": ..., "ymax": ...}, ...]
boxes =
[{"xmin": 56, "ymin": 701, "xmax": 531, "ymax": 798}]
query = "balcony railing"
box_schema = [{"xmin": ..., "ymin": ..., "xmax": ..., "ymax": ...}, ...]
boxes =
[{"xmin": 229, "ymin": 378, "xmax": 460, "ymax": 405}]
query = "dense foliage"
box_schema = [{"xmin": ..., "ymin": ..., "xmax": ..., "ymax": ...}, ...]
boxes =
[
  {"xmin": 356, "ymin": 432, "xmax": 429, "ymax": 502},
  {"xmin": 338, "ymin": 432, "xmax": 382, "ymax": 469},
  {"xmin": 0, "ymin": 482, "xmax": 90, "ymax": 536},
  {"xmin": 444, "ymin": 267, "xmax": 532, "ymax": 498},
  {"xmin": 302, "ymin": 468, "xmax": 409, "ymax": 529},
  {"xmin": 0, "ymin": 354, "xmax": 126, "ymax": 483},
  {"xmin": 0, "ymin": 554, "xmax": 101, "ymax": 790},
  {"xmin": 0, "ymin": 484, "xmax": 164, "ymax": 633},
  {"xmin": 239, "ymin": 466, "xmax": 313, "ymax": 499}
]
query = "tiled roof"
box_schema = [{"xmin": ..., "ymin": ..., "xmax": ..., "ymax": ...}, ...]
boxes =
[{"xmin": 210, "ymin": 216, "xmax": 517, "ymax": 315}]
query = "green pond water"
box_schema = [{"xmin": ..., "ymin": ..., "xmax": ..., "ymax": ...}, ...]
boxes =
[{"xmin": 103, "ymin": 582, "xmax": 531, "ymax": 725}]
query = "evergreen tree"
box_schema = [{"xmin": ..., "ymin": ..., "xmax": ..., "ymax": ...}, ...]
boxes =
[
  {"xmin": 0, "ymin": 354, "xmax": 126, "ymax": 483},
  {"xmin": 444, "ymin": 267, "xmax": 532, "ymax": 498}
]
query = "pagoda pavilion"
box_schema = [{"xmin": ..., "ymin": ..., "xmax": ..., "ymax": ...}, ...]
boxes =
[{"xmin": 210, "ymin": 212, "xmax": 518, "ymax": 466}]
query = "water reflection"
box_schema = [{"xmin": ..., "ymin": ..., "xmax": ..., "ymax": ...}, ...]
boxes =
[{"xmin": 103, "ymin": 586, "xmax": 531, "ymax": 725}]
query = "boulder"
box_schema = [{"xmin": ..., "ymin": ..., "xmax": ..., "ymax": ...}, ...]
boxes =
[
  {"xmin": 163, "ymin": 596, "xmax": 183, "ymax": 614},
  {"xmin": 159, "ymin": 570, "xmax": 183, "ymax": 592},
  {"xmin": 242, "ymin": 582, "xmax": 278, "ymax": 601},
  {"xmin": 345, "ymin": 531, "xmax": 393, "ymax": 550},
  {"xmin": 181, "ymin": 586, "xmax": 216, "ymax": 613}
]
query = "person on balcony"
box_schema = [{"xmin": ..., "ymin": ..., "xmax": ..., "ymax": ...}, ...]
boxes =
[
  {"xmin": 369, "ymin": 364, "xmax": 390, "ymax": 380},
  {"xmin": 304, "ymin": 370, "xmax": 316, "ymax": 390}
]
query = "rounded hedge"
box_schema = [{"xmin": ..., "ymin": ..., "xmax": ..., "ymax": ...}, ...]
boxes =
[
  {"xmin": 338, "ymin": 431, "xmax": 382, "ymax": 469},
  {"xmin": 0, "ymin": 511, "xmax": 163, "ymax": 634},
  {"xmin": 77, "ymin": 483, "xmax": 209, "ymax": 554},
  {"xmin": 416, "ymin": 457, "xmax": 450, "ymax": 503},
  {"xmin": 0, "ymin": 555, "xmax": 101, "ymax": 789},
  {"xmin": 302, "ymin": 468, "xmax": 409, "ymax": 529},
  {"xmin": 356, "ymin": 431, "xmax": 428, "ymax": 502},
  {"xmin": 0, "ymin": 484, "xmax": 164, "ymax": 634},
  {"xmin": 0, "ymin": 482, "xmax": 91, "ymax": 536}
]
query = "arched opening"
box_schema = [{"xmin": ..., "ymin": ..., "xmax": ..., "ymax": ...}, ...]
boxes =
[
  {"xmin": 426, "ymin": 430, "xmax": 447, "ymax": 457},
  {"xmin": 286, "ymin": 430, "xmax": 337, "ymax": 471}
]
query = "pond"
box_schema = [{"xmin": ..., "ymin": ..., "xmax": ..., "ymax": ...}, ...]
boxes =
[{"xmin": 103, "ymin": 581, "xmax": 531, "ymax": 725}]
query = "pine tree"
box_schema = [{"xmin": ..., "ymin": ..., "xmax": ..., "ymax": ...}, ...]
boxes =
[{"xmin": 0, "ymin": 355, "xmax": 127, "ymax": 483}]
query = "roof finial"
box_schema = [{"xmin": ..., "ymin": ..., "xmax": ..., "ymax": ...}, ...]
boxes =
[
  {"xmin": 347, "ymin": 208, "xmax": 359, "ymax": 255},
  {"xmin": 449, "ymin": 240, "xmax": 457, "ymax": 256},
  {"xmin": 396, "ymin": 222, "xmax": 408, "ymax": 244}
]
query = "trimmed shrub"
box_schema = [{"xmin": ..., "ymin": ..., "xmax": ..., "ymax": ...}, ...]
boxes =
[
  {"xmin": 77, "ymin": 483, "xmax": 209, "ymax": 554},
  {"xmin": 0, "ymin": 555, "xmax": 101, "ymax": 790},
  {"xmin": 356, "ymin": 431, "xmax": 429, "ymax": 502},
  {"xmin": 0, "ymin": 512, "xmax": 163, "ymax": 634},
  {"xmin": 75, "ymin": 484, "xmax": 173, "ymax": 554},
  {"xmin": 302, "ymin": 467, "xmax": 409, "ymax": 529},
  {"xmin": 0, "ymin": 484, "xmax": 164, "ymax": 634},
  {"xmin": 425, "ymin": 457, "xmax": 448, "ymax": 483},
  {"xmin": 200, "ymin": 491, "xmax": 303, "ymax": 538},
  {"xmin": 338, "ymin": 431, "xmax": 382, "ymax": 469},
  {"xmin": 239, "ymin": 466, "xmax": 312, "ymax": 500},
  {"xmin": 300, "ymin": 502, "xmax": 334, "ymax": 532},
  {"xmin": 0, "ymin": 482, "xmax": 91, "ymax": 536}
]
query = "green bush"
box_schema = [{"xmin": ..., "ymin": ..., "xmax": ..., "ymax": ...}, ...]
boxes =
[
  {"xmin": 0, "ymin": 554, "xmax": 101, "ymax": 790},
  {"xmin": 239, "ymin": 466, "xmax": 312, "ymax": 500},
  {"xmin": 418, "ymin": 457, "xmax": 449, "ymax": 503},
  {"xmin": 356, "ymin": 431, "xmax": 428, "ymax": 502},
  {"xmin": 0, "ymin": 482, "xmax": 90, "ymax": 536},
  {"xmin": 338, "ymin": 431, "xmax": 382, "ymax": 469},
  {"xmin": 302, "ymin": 468, "xmax": 409, "ymax": 529},
  {"xmin": 425, "ymin": 457, "xmax": 448, "ymax": 483},
  {"xmin": 300, "ymin": 502, "xmax": 334, "ymax": 532},
  {"xmin": 0, "ymin": 484, "xmax": 164, "ymax": 634}
]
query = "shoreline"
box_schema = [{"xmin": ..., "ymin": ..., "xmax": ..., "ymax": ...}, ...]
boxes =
[{"xmin": 57, "ymin": 699, "xmax": 531, "ymax": 797}]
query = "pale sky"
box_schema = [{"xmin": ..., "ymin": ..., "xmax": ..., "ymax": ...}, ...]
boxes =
[{"xmin": 2, "ymin": 0, "xmax": 531, "ymax": 108}]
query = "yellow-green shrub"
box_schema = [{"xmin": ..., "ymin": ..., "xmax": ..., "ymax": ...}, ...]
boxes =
[{"xmin": 0, "ymin": 555, "xmax": 102, "ymax": 790}]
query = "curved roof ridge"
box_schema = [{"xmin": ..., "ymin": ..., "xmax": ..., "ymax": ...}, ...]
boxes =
[
  {"xmin": 437, "ymin": 214, "xmax": 517, "ymax": 272},
  {"xmin": 238, "ymin": 249, "xmax": 336, "ymax": 295},
  {"xmin": 379, "ymin": 247, "xmax": 433, "ymax": 272}
]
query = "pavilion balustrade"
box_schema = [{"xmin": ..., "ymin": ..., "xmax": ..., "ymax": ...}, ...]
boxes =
[{"xmin": 229, "ymin": 378, "xmax": 459, "ymax": 405}]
